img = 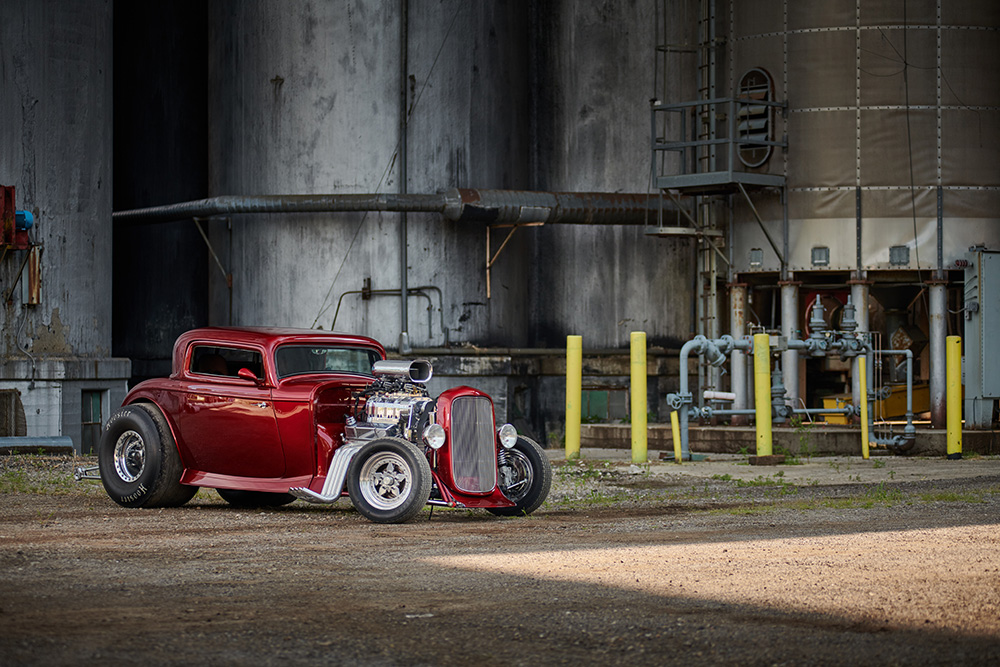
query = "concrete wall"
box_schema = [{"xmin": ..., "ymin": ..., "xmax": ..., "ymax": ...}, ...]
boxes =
[
  {"xmin": 0, "ymin": 0, "xmax": 129, "ymax": 450},
  {"xmin": 1, "ymin": 0, "xmax": 114, "ymax": 358}
]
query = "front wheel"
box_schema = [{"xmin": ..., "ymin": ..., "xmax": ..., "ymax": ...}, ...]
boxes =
[
  {"xmin": 489, "ymin": 436, "xmax": 552, "ymax": 517},
  {"xmin": 347, "ymin": 438, "xmax": 432, "ymax": 523}
]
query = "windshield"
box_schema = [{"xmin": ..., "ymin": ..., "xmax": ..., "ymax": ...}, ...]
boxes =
[{"xmin": 275, "ymin": 345, "xmax": 381, "ymax": 379}]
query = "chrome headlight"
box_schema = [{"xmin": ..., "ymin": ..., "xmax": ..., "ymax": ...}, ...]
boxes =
[
  {"xmin": 497, "ymin": 423, "xmax": 517, "ymax": 449},
  {"xmin": 422, "ymin": 423, "xmax": 446, "ymax": 450}
]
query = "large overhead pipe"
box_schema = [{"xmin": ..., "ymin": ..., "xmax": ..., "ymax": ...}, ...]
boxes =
[{"xmin": 112, "ymin": 189, "xmax": 668, "ymax": 226}]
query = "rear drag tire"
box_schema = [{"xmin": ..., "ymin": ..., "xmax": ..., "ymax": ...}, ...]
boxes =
[{"xmin": 98, "ymin": 403, "xmax": 196, "ymax": 508}]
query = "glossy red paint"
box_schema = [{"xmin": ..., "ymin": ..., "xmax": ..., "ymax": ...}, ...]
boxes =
[
  {"xmin": 433, "ymin": 387, "xmax": 514, "ymax": 508},
  {"xmin": 126, "ymin": 327, "xmax": 386, "ymax": 493},
  {"xmin": 119, "ymin": 327, "xmax": 516, "ymax": 510}
]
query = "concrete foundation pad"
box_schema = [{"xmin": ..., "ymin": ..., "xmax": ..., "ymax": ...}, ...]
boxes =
[{"xmin": 580, "ymin": 423, "xmax": 1000, "ymax": 457}]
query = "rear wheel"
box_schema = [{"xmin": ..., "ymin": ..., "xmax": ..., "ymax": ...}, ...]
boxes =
[
  {"xmin": 347, "ymin": 438, "xmax": 431, "ymax": 523},
  {"xmin": 216, "ymin": 489, "xmax": 296, "ymax": 508},
  {"xmin": 489, "ymin": 436, "xmax": 552, "ymax": 517},
  {"xmin": 98, "ymin": 403, "xmax": 196, "ymax": 508}
]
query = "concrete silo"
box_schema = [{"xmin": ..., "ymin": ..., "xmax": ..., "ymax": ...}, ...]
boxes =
[{"xmin": 0, "ymin": 0, "xmax": 129, "ymax": 453}]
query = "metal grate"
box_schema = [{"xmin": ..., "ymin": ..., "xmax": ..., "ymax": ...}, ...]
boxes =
[{"xmin": 449, "ymin": 397, "xmax": 497, "ymax": 494}]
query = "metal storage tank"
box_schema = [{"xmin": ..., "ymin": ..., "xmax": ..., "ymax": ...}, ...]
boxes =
[
  {"xmin": 655, "ymin": 0, "xmax": 999, "ymax": 426},
  {"xmin": 728, "ymin": 1, "xmax": 999, "ymax": 274}
]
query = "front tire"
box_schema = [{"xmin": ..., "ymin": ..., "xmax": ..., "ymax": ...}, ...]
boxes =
[
  {"xmin": 216, "ymin": 489, "xmax": 296, "ymax": 508},
  {"xmin": 489, "ymin": 436, "xmax": 552, "ymax": 517},
  {"xmin": 98, "ymin": 403, "xmax": 196, "ymax": 508},
  {"xmin": 347, "ymin": 438, "xmax": 431, "ymax": 523}
]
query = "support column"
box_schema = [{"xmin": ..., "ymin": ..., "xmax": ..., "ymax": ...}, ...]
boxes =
[
  {"xmin": 928, "ymin": 279, "xmax": 947, "ymax": 427},
  {"xmin": 730, "ymin": 283, "xmax": 748, "ymax": 425},
  {"xmin": 779, "ymin": 280, "xmax": 800, "ymax": 408},
  {"xmin": 850, "ymin": 276, "xmax": 871, "ymax": 411}
]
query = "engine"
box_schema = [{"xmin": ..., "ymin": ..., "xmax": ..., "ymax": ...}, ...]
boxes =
[{"xmin": 345, "ymin": 359, "xmax": 437, "ymax": 445}]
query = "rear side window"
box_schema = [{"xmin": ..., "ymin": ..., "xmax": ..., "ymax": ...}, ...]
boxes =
[
  {"xmin": 190, "ymin": 345, "xmax": 264, "ymax": 379},
  {"xmin": 275, "ymin": 345, "xmax": 381, "ymax": 378}
]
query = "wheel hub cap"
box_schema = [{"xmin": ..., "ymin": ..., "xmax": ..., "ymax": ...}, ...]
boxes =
[{"xmin": 114, "ymin": 430, "xmax": 145, "ymax": 483}]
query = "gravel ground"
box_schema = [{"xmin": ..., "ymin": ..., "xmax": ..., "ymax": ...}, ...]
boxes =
[{"xmin": 1, "ymin": 453, "xmax": 999, "ymax": 666}]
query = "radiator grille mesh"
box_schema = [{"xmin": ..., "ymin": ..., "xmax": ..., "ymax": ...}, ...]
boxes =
[{"xmin": 450, "ymin": 397, "xmax": 496, "ymax": 493}]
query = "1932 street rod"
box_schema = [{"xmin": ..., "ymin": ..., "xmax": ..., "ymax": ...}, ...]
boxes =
[{"xmin": 91, "ymin": 327, "xmax": 551, "ymax": 523}]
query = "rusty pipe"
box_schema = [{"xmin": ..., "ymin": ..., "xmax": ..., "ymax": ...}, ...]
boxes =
[{"xmin": 112, "ymin": 189, "xmax": 669, "ymax": 226}]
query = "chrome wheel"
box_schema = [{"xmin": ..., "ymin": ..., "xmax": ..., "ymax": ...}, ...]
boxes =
[
  {"xmin": 358, "ymin": 451, "xmax": 412, "ymax": 511},
  {"xmin": 113, "ymin": 430, "xmax": 146, "ymax": 483},
  {"xmin": 498, "ymin": 448, "xmax": 533, "ymax": 503}
]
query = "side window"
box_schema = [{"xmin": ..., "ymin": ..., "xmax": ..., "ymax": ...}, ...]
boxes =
[{"xmin": 190, "ymin": 345, "xmax": 264, "ymax": 379}]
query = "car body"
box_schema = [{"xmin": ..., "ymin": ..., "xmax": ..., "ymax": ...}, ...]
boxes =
[{"xmin": 95, "ymin": 327, "xmax": 551, "ymax": 523}]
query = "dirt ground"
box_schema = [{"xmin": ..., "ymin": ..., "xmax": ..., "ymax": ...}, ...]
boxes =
[{"xmin": 2, "ymin": 453, "xmax": 999, "ymax": 666}]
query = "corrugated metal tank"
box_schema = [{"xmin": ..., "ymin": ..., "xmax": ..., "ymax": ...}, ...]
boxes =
[{"xmin": 727, "ymin": 0, "xmax": 1000, "ymax": 272}]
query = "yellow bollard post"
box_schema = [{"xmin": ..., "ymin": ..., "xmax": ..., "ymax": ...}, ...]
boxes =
[
  {"xmin": 565, "ymin": 335, "xmax": 583, "ymax": 459},
  {"xmin": 859, "ymin": 355, "xmax": 870, "ymax": 459},
  {"xmin": 630, "ymin": 332, "xmax": 648, "ymax": 464},
  {"xmin": 753, "ymin": 333, "xmax": 773, "ymax": 457},
  {"xmin": 946, "ymin": 336, "xmax": 963, "ymax": 460},
  {"xmin": 670, "ymin": 410, "xmax": 682, "ymax": 464}
]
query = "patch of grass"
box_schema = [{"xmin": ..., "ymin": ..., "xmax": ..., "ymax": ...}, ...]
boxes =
[
  {"xmin": 919, "ymin": 491, "xmax": 985, "ymax": 503},
  {"xmin": 0, "ymin": 455, "xmax": 103, "ymax": 496},
  {"xmin": 872, "ymin": 459, "xmax": 886, "ymax": 469},
  {"xmin": 555, "ymin": 459, "xmax": 615, "ymax": 481},
  {"xmin": 0, "ymin": 468, "xmax": 32, "ymax": 493},
  {"xmin": 704, "ymin": 504, "xmax": 776, "ymax": 516},
  {"xmin": 864, "ymin": 481, "xmax": 905, "ymax": 505},
  {"xmin": 734, "ymin": 474, "xmax": 790, "ymax": 488}
]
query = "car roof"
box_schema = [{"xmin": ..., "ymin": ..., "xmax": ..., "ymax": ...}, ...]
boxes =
[{"xmin": 171, "ymin": 327, "xmax": 386, "ymax": 375}]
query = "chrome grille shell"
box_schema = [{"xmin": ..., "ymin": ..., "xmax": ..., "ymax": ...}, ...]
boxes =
[{"xmin": 449, "ymin": 396, "xmax": 497, "ymax": 493}]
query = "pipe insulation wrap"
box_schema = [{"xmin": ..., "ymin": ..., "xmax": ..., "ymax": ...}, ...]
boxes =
[{"xmin": 113, "ymin": 190, "xmax": 668, "ymax": 226}]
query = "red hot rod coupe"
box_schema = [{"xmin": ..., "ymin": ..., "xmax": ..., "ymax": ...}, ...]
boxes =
[{"xmin": 93, "ymin": 327, "xmax": 551, "ymax": 523}]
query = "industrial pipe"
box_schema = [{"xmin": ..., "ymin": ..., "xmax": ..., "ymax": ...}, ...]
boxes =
[
  {"xmin": 666, "ymin": 334, "xmax": 753, "ymax": 458},
  {"xmin": 729, "ymin": 283, "xmax": 748, "ymax": 424},
  {"xmin": 865, "ymin": 349, "xmax": 917, "ymax": 452},
  {"xmin": 630, "ymin": 332, "xmax": 648, "ymax": 463},
  {"xmin": 112, "ymin": 189, "xmax": 668, "ymax": 226},
  {"xmin": 780, "ymin": 281, "xmax": 799, "ymax": 406},
  {"xmin": 928, "ymin": 282, "xmax": 947, "ymax": 427},
  {"xmin": 850, "ymin": 277, "xmax": 870, "ymax": 410}
]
